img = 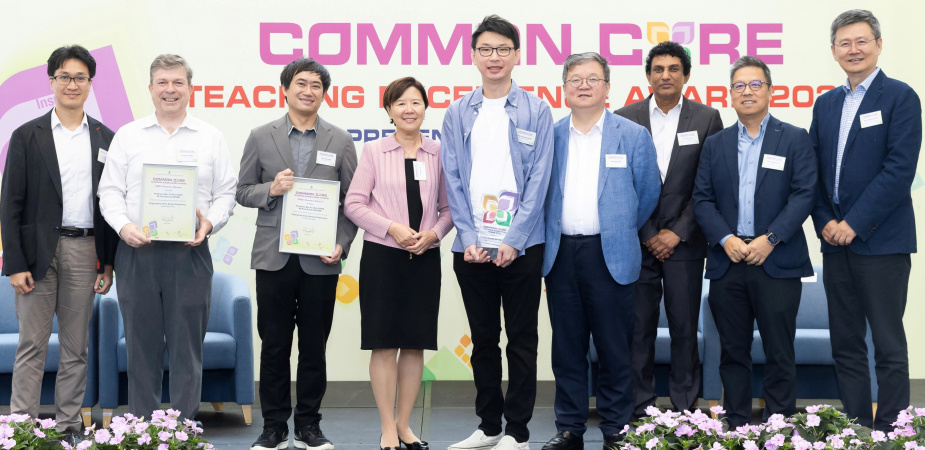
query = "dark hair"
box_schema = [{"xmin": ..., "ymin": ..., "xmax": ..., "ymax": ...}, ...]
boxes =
[
  {"xmin": 471, "ymin": 15, "xmax": 520, "ymax": 50},
  {"xmin": 47, "ymin": 45, "xmax": 96, "ymax": 79},
  {"xmin": 831, "ymin": 9, "xmax": 881, "ymax": 44},
  {"xmin": 730, "ymin": 55, "xmax": 772, "ymax": 86},
  {"xmin": 280, "ymin": 58, "xmax": 331, "ymax": 94},
  {"xmin": 645, "ymin": 41, "xmax": 691, "ymax": 76},
  {"xmin": 383, "ymin": 77, "xmax": 428, "ymax": 124}
]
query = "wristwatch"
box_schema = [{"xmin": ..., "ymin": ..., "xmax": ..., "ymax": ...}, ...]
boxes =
[{"xmin": 765, "ymin": 231, "xmax": 780, "ymax": 246}]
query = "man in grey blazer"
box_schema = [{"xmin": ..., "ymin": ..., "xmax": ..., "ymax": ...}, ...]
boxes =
[
  {"xmin": 236, "ymin": 58, "xmax": 358, "ymax": 450},
  {"xmin": 614, "ymin": 41, "xmax": 723, "ymax": 417}
]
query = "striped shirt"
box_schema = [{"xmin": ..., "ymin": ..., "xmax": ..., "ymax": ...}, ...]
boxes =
[{"xmin": 834, "ymin": 67, "xmax": 880, "ymax": 204}]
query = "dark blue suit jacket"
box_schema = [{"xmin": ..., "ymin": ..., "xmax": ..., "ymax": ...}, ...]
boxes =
[
  {"xmin": 809, "ymin": 70, "xmax": 921, "ymax": 255},
  {"xmin": 693, "ymin": 115, "xmax": 816, "ymax": 279}
]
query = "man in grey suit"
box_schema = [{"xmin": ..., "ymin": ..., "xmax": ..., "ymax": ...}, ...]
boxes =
[
  {"xmin": 614, "ymin": 41, "xmax": 723, "ymax": 417},
  {"xmin": 236, "ymin": 58, "xmax": 358, "ymax": 450}
]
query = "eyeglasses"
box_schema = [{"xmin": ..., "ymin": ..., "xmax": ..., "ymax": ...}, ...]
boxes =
[
  {"xmin": 567, "ymin": 76, "xmax": 605, "ymax": 88},
  {"xmin": 836, "ymin": 37, "xmax": 876, "ymax": 51},
  {"xmin": 50, "ymin": 75, "xmax": 90, "ymax": 86},
  {"xmin": 476, "ymin": 46, "xmax": 514, "ymax": 57},
  {"xmin": 731, "ymin": 80, "xmax": 770, "ymax": 93}
]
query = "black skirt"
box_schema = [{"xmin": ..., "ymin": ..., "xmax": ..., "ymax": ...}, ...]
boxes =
[{"xmin": 359, "ymin": 241, "xmax": 440, "ymax": 349}]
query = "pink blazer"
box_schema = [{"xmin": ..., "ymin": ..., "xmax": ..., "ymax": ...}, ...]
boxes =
[{"xmin": 345, "ymin": 134, "xmax": 453, "ymax": 249}]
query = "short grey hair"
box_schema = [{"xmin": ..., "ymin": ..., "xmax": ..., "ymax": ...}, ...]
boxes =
[
  {"xmin": 730, "ymin": 55, "xmax": 772, "ymax": 87},
  {"xmin": 830, "ymin": 9, "xmax": 881, "ymax": 44},
  {"xmin": 561, "ymin": 52, "xmax": 610, "ymax": 84},
  {"xmin": 149, "ymin": 54, "xmax": 193, "ymax": 85}
]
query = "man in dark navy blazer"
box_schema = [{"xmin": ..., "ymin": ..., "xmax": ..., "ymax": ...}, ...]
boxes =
[
  {"xmin": 615, "ymin": 40, "xmax": 723, "ymax": 417},
  {"xmin": 0, "ymin": 45, "xmax": 118, "ymax": 438},
  {"xmin": 809, "ymin": 9, "xmax": 921, "ymax": 431},
  {"xmin": 693, "ymin": 56, "xmax": 816, "ymax": 428}
]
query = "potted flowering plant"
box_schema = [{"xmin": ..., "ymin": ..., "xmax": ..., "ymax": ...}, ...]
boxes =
[{"xmin": 0, "ymin": 409, "xmax": 212, "ymax": 450}]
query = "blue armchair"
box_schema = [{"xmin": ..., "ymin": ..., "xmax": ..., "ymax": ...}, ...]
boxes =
[
  {"xmin": 589, "ymin": 300, "xmax": 705, "ymax": 399},
  {"xmin": 701, "ymin": 265, "xmax": 878, "ymax": 414},
  {"xmin": 98, "ymin": 271, "xmax": 254, "ymax": 427},
  {"xmin": 0, "ymin": 280, "xmax": 99, "ymax": 426}
]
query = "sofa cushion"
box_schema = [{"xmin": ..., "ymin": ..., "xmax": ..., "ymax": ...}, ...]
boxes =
[
  {"xmin": 117, "ymin": 332, "xmax": 236, "ymax": 371},
  {"xmin": 0, "ymin": 333, "xmax": 61, "ymax": 372},
  {"xmin": 750, "ymin": 329, "xmax": 834, "ymax": 365}
]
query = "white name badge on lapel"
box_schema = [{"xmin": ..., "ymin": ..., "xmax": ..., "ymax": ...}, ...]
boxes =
[
  {"xmin": 412, "ymin": 161, "xmax": 427, "ymax": 181},
  {"xmin": 317, "ymin": 151, "xmax": 336, "ymax": 166},
  {"xmin": 677, "ymin": 131, "xmax": 699, "ymax": 146},
  {"xmin": 605, "ymin": 154, "xmax": 627, "ymax": 168},
  {"xmin": 516, "ymin": 128, "xmax": 536, "ymax": 146},
  {"xmin": 762, "ymin": 154, "xmax": 786, "ymax": 171},
  {"xmin": 97, "ymin": 149, "xmax": 108, "ymax": 163},
  {"xmin": 860, "ymin": 111, "xmax": 883, "ymax": 128},
  {"xmin": 177, "ymin": 148, "xmax": 197, "ymax": 162}
]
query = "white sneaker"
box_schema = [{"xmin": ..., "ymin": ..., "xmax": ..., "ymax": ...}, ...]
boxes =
[
  {"xmin": 491, "ymin": 436, "xmax": 529, "ymax": 450},
  {"xmin": 448, "ymin": 430, "xmax": 503, "ymax": 450}
]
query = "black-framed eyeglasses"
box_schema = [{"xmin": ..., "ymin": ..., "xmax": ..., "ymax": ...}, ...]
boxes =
[
  {"xmin": 50, "ymin": 75, "xmax": 91, "ymax": 86},
  {"xmin": 566, "ymin": 76, "xmax": 605, "ymax": 88},
  {"xmin": 476, "ymin": 46, "xmax": 514, "ymax": 57},
  {"xmin": 731, "ymin": 80, "xmax": 770, "ymax": 93}
]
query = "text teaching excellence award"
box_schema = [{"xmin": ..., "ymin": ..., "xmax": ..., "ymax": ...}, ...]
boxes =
[
  {"xmin": 279, "ymin": 178, "xmax": 340, "ymax": 256},
  {"xmin": 140, "ymin": 163, "xmax": 198, "ymax": 242}
]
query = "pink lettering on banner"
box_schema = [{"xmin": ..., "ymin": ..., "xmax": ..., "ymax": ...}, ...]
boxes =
[
  {"xmin": 417, "ymin": 23, "xmax": 472, "ymax": 65},
  {"xmin": 748, "ymin": 23, "xmax": 783, "ymax": 64},
  {"xmin": 526, "ymin": 24, "xmax": 571, "ymax": 65},
  {"xmin": 309, "ymin": 23, "xmax": 352, "ymax": 65},
  {"xmin": 0, "ymin": 45, "xmax": 133, "ymax": 177},
  {"xmin": 260, "ymin": 22, "xmax": 303, "ymax": 64},
  {"xmin": 600, "ymin": 24, "xmax": 643, "ymax": 65},
  {"xmin": 358, "ymin": 23, "xmax": 411, "ymax": 65},
  {"xmin": 700, "ymin": 23, "xmax": 740, "ymax": 65}
]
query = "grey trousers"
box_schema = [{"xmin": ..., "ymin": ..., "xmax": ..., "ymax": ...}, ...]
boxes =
[
  {"xmin": 12, "ymin": 236, "xmax": 97, "ymax": 431},
  {"xmin": 114, "ymin": 240, "xmax": 212, "ymax": 421}
]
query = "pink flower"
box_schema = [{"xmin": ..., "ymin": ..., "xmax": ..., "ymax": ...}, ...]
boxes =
[
  {"xmin": 915, "ymin": 408, "xmax": 925, "ymax": 417},
  {"xmin": 743, "ymin": 441, "xmax": 758, "ymax": 450},
  {"xmin": 805, "ymin": 405, "xmax": 821, "ymax": 413},
  {"xmin": 36, "ymin": 418, "xmax": 56, "ymax": 429},
  {"xmin": 135, "ymin": 423, "xmax": 150, "ymax": 434},
  {"xmin": 159, "ymin": 444, "xmax": 170, "ymax": 450},
  {"xmin": 646, "ymin": 438, "xmax": 660, "ymax": 449},
  {"xmin": 812, "ymin": 442, "xmax": 826, "ymax": 450},
  {"xmin": 76, "ymin": 441, "xmax": 92, "ymax": 450},
  {"xmin": 158, "ymin": 431, "xmax": 173, "ymax": 441},
  {"xmin": 765, "ymin": 434, "xmax": 786, "ymax": 450},
  {"xmin": 0, "ymin": 425, "xmax": 11, "ymax": 439},
  {"xmin": 109, "ymin": 434, "xmax": 125, "ymax": 445},
  {"xmin": 621, "ymin": 425, "xmax": 630, "ymax": 435},
  {"xmin": 828, "ymin": 436, "xmax": 844, "ymax": 449},
  {"xmin": 646, "ymin": 406, "xmax": 661, "ymax": 417},
  {"xmin": 139, "ymin": 433, "xmax": 152, "ymax": 445},
  {"xmin": 871, "ymin": 431, "xmax": 887, "ymax": 442},
  {"xmin": 637, "ymin": 424, "xmax": 656, "ymax": 433},
  {"xmin": 840, "ymin": 428, "xmax": 855, "ymax": 437},
  {"xmin": 33, "ymin": 429, "xmax": 45, "ymax": 438},
  {"xmin": 0, "ymin": 439, "xmax": 14, "ymax": 450},
  {"xmin": 905, "ymin": 442, "xmax": 918, "ymax": 450},
  {"xmin": 176, "ymin": 431, "xmax": 189, "ymax": 441},
  {"xmin": 710, "ymin": 405, "xmax": 726, "ymax": 415},
  {"xmin": 166, "ymin": 409, "xmax": 181, "ymax": 418},
  {"xmin": 674, "ymin": 425, "xmax": 695, "ymax": 437},
  {"xmin": 61, "ymin": 441, "xmax": 74, "ymax": 450},
  {"xmin": 805, "ymin": 414, "xmax": 821, "ymax": 427},
  {"xmin": 94, "ymin": 429, "xmax": 111, "ymax": 444}
]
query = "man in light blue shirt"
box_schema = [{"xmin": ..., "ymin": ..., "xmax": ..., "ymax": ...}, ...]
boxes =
[
  {"xmin": 693, "ymin": 56, "xmax": 815, "ymax": 427},
  {"xmin": 442, "ymin": 14, "xmax": 553, "ymax": 450}
]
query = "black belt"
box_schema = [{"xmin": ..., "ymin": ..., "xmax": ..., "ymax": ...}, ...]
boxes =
[
  {"xmin": 737, "ymin": 235, "xmax": 756, "ymax": 244},
  {"xmin": 59, "ymin": 227, "xmax": 94, "ymax": 237}
]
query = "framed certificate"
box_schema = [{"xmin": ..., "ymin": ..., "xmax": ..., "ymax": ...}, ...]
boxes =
[
  {"xmin": 140, "ymin": 163, "xmax": 198, "ymax": 242},
  {"xmin": 279, "ymin": 177, "xmax": 340, "ymax": 256}
]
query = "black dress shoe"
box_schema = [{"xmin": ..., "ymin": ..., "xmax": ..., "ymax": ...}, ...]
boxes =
[
  {"xmin": 541, "ymin": 431, "xmax": 583, "ymax": 450},
  {"xmin": 400, "ymin": 439, "xmax": 430, "ymax": 450},
  {"xmin": 603, "ymin": 433, "xmax": 623, "ymax": 450}
]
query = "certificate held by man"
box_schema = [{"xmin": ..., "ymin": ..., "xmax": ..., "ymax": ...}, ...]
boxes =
[
  {"xmin": 140, "ymin": 163, "xmax": 198, "ymax": 242},
  {"xmin": 279, "ymin": 177, "xmax": 341, "ymax": 256}
]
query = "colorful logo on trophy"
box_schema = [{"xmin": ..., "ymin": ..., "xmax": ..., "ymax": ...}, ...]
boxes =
[{"xmin": 481, "ymin": 191, "xmax": 518, "ymax": 226}]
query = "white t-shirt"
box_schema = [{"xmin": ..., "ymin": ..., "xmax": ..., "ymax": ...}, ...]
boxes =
[{"xmin": 469, "ymin": 96, "xmax": 518, "ymax": 224}]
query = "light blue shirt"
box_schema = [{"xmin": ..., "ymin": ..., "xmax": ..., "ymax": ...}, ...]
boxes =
[
  {"xmin": 834, "ymin": 67, "xmax": 880, "ymax": 204},
  {"xmin": 441, "ymin": 81, "xmax": 554, "ymax": 254},
  {"xmin": 720, "ymin": 113, "xmax": 770, "ymax": 246}
]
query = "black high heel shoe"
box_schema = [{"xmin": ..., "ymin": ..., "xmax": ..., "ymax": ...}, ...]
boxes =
[{"xmin": 399, "ymin": 438, "xmax": 430, "ymax": 450}]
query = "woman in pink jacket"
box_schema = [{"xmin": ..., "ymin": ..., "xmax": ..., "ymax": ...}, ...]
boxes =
[{"xmin": 344, "ymin": 77, "xmax": 453, "ymax": 450}]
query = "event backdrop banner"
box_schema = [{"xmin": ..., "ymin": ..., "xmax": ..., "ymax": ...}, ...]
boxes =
[{"xmin": 1, "ymin": 0, "xmax": 923, "ymax": 381}]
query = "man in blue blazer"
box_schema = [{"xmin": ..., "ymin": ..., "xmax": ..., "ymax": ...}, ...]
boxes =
[
  {"xmin": 693, "ymin": 56, "xmax": 815, "ymax": 428},
  {"xmin": 809, "ymin": 9, "xmax": 922, "ymax": 431},
  {"xmin": 540, "ymin": 52, "xmax": 659, "ymax": 450}
]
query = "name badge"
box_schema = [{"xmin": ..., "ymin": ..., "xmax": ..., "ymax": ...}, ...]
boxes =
[
  {"xmin": 605, "ymin": 154, "xmax": 627, "ymax": 168},
  {"xmin": 317, "ymin": 151, "xmax": 336, "ymax": 166},
  {"xmin": 412, "ymin": 161, "xmax": 427, "ymax": 181},
  {"xmin": 516, "ymin": 128, "xmax": 536, "ymax": 146},
  {"xmin": 677, "ymin": 131, "xmax": 699, "ymax": 146},
  {"xmin": 97, "ymin": 149, "xmax": 108, "ymax": 163},
  {"xmin": 762, "ymin": 154, "xmax": 786, "ymax": 171},
  {"xmin": 859, "ymin": 111, "xmax": 883, "ymax": 128},
  {"xmin": 177, "ymin": 148, "xmax": 197, "ymax": 162}
]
